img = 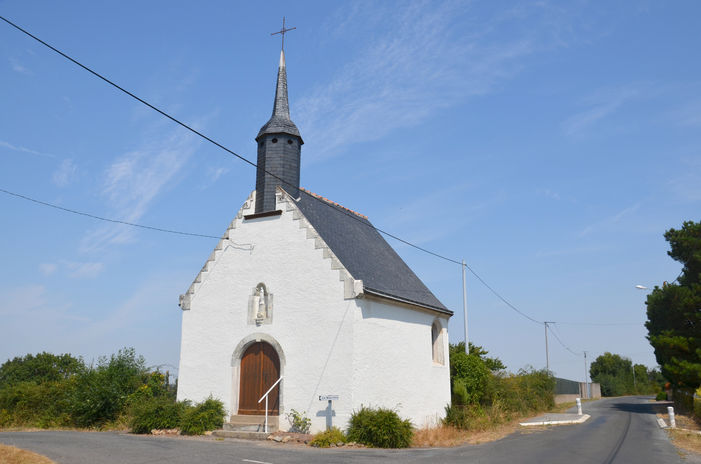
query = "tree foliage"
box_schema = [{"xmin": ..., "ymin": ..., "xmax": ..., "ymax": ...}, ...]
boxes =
[
  {"xmin": 69, "ymin": 348, "xmax": 148, "ymax": 427},
  {"xmin": 589, "ymin": 352, "xmax": 661, "ymax": 396},
  {"xmin": 0, "ymin": 352, "xmax": 84, "ymax": 387},
  {"xmin": 645, "ymin": 220, "xmax": 701, "ymax": 406},
  {"xmin": 449, "ymin": 342, "xmax": 505, "ymax": 372}
]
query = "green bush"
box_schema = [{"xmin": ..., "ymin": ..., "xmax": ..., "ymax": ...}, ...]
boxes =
[
  {"xmin": 346, "ymin": 406, "xmax": 413, "ymax": 448},
  {"xmin": 444, "ymin": 403, "xmax": 486, "ymax": 430},
  {"xmin": 450, "ymin": 352, "xmax": 490, "ymax": 405},
  {"xmin": 445, "ymin": 367, "xmax": 555, "ymax": 430},
  {"xmin": 180, "ymin": 397, "xmax": 225, "ymax": 435},
  {"xmin": 130, "ymin": 396, "xmax": 188, "ymax": 434},
  {"xmin": 310, "ymin": 427, "xmax": 346, "ymax": 447},
  {"xmin": 286, "ymin": 408, "xmax": 311, "ymax": 434},
  {"xmin": 656, "ymin": 391, "xmax": 667, "ymax": 401},
  {"xmin": 69, "ymin": 348, "xmax": 148, "ymax": 427},
  {"xmin": 0, "ymin": 380, "xmax": 74, "ymax": 428}
]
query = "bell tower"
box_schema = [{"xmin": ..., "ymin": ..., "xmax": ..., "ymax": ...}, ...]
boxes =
[{"xmin": 254, "ymin": 48, "xmax": 303, "ymax": 213}]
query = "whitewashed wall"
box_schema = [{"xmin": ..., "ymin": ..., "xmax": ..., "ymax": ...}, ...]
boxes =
[
  {"xmin": 352, "ymin": 297, "xmax": 451, "ymax": 429},
  {"xmin": 177, "ymin": 190, "xmax": 450, "ymax": 433},
  {"xmin": 178, "ymin": 191, "xmax": 357, "ymax": 433}
]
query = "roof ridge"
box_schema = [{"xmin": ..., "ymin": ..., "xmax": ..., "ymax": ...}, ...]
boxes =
[{"xmin": 299, "ymin": 187, "xmax": 368, "ymax": 220}]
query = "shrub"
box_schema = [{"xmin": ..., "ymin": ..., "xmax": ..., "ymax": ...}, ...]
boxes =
[
  {"xmin": 450, "ymin": 352, "xmax": 490, "ymax": 405},
  {"xmin": 130, "ymin": 396, "xmax": 188, "ymax": 434},
  {"xmin": 180, "ymin": 397, "xmax": 225, "ymax": 435},
  {"xmin": 346, "ymin": 406, "xmax": 413, "ymax": 448},
  {"xmin": 69, "ymin": 348, "xmax": 148, "ymax": 427},
  {"xmin": 0, "ymin": 380, "xmax": 74, "ymax": 428},
  {"xmin": 286, "ymin": 408, "xmax": 311, "ymax": 433},
  {"xmin": 310, "ymin": 427, "xmax": 346, "ymax": 447},
  {"xmin": 656, "ymin": 391, "xmax": 667, "ymax": 401}
]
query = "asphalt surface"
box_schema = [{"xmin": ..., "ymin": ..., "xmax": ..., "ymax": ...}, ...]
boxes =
[{"xmin": 0, "ymin": 396, "xmax": 695, "ymax": 464}]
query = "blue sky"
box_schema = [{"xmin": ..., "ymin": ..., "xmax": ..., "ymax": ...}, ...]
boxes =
[{"xmin": 1, "ymin": 1, "xmax": 699, "ymax": 382}]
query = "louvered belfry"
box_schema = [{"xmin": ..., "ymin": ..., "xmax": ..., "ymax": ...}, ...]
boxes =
[{"xmin": 254, "ymin": 50, "xmax": 303, "ymax": 213}]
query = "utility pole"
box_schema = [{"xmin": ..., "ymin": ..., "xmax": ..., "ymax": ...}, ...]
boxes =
[
  {"xmin": 583, "ymin": 351, "xmax": 588, "ymax": 399},
  {"xmin": 462, "ymin": 260, "xmax": 469, "ymax": 354},
  {"xmin": 544, "ymin": 321, "xmax": 554, "ymax": 372}
]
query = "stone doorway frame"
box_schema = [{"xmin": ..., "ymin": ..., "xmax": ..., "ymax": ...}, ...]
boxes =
[{"xmin": 230, "ymin": 333, "xmax": 286, "ymax": 419}]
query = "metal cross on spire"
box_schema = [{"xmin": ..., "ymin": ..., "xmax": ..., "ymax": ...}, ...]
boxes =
[{"xmin": 271, "ymin": 16, "xmax": 296, "ymax": 51}]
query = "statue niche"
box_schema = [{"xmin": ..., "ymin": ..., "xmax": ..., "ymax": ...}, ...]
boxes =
[{"xmin": 248, "ymin": 283, "xmax": 273, "ymax": 326}]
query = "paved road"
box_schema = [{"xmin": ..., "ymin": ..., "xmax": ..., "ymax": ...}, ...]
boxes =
[{"xmin": 0, "ymin": 396, "xmax": 695, "ymax": 463}]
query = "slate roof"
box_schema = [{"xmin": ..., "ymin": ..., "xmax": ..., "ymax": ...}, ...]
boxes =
[
  {"xmin": 292, "ymin": 188, "xmax": 452, "ymax": 315},
  {"xmin": 256, "ymin": 50, "xmax": 302, "ymax": 141}
]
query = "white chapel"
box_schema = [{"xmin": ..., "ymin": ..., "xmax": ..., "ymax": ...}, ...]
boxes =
[{"xmin": 176, "ymin": 47, "xmax": 452, "ymax": 433}]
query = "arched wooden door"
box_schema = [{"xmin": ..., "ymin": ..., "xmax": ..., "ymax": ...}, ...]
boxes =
[{"xmin": 238, "ymin": 342, "xmax": 280, "ymax": 415}]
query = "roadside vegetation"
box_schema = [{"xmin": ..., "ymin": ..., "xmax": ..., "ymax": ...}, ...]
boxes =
[
  {"xmin": 308, "ymin": 342, "xmax": 558, "ymax": 448},
  {"xmin": 0, "ymin": 444, "xmax": 55, "ymax": 464},
  {"xmin": 589, "ymin": 352, "xmax": 663, "ymax": 397},
  {"xmin": 443, "ymin": 342, "xmax": 554, "ymax": 431},
  {"xmin": 0, "ymin": 348, "xmax": 223, "ymax": 435},
  {"xmin": 644, "ymin": 220, "xmax": 701, "ymax": 414}
]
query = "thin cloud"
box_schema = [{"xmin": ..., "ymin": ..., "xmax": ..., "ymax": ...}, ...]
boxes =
[
  {"xmin": 0, "ymin": 139, "xmax": 56, "ymax": 158},
  {"xmin": 207, "ymin": 166, "xmax": 229, "ymax": 183},
  {"xmin": 66, "ymin": 261, "xmax": 105, "ymax": 279},
  {"xmin": 80, "ymin": 129, "xmax": 199, "ymax": 251},
  {"xmin": 52, "ymin": 159, "xmax": 78, "ymax": 187},
  {"xmin": 39, "ymin": 263, "xmax": 58, "ymax": 276},
  {"xmin": 9, "ymin": 58, "xmax": 31, "ymax": 75},
  {"xmin": 562, "ymin": 86, "xmax": 641, "ymax": 136},
  {"xmin": 296, "ymin": 1, "xmax": 580, "ymax": 162},
  {"xmin": 578, "ymin": 203, "xmax": 641, "ymax": 237}
]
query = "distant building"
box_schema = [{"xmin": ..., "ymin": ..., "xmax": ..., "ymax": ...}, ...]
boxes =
[{"xmin": 176, "ymin": 49, "xmax": 452, "ymax": 433}]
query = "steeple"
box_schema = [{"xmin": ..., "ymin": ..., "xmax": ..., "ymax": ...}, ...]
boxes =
[
  {"xmin": 254, "ymin": 48, "xmax": 303, "ymax": 214},
  {"xmin": 256, "ymin": 50, "xmax": 302, "ymax": 141}
]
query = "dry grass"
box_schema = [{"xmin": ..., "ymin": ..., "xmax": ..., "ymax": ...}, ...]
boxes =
[
  {"xmin": 668, "ymin": 429, "xmax": 701, "ymax": 457},
  {"xmin": 412, "ymin": 419, "xmax": 523, "ymax": 448},
  {"xmin": 0, "ymin": 444, "xmax": 55, "ymax": 464}
]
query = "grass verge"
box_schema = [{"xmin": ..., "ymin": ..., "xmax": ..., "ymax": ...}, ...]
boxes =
[
  {"xmin": 0, "ymin": 444, "xmax": 55, "ymax": 464},
  {"xmin": 668, "ymin": 429, "xmax": 701, "ymax": 457}
]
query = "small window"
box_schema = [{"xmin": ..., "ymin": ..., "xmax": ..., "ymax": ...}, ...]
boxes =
[
  {"xmin": 272, "ymin": 138, "xmax": 278, "ymax": 143},
  {"xmin": 287, "ymin": 139, "xmax": 293, "ymax": 145},
  {"xmin": 431, "ymin": 321, "xmax": 445, "ymax": 365}
]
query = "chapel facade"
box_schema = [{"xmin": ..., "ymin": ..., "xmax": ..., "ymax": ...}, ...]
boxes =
[{"xmin": 176, "ymin": 48, "xmax": 452, "ymax": 433}]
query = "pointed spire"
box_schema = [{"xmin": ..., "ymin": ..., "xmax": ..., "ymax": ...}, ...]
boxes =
[{"xmin": 256, "ymin": 49, "xmax": 302, "ymax": 141}]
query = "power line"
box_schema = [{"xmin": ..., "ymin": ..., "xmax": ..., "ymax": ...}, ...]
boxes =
[
  {"xmin": 462, "ymin": 262, "xmax": 542, "ymax": 325},
  {"xmin": 556, "ymin": 321, "xmax": 639, "ymax": 327},
  {"xmin": 0, "ymin": 188, "xmax": 221, "ymax": 239},
  {"xmin": 0, "ymin": 14, "xmax": 545, "ymax": 326},
  {"xmin": 549, "ymin": 324, "xmax": 581, "ymax": 356}
]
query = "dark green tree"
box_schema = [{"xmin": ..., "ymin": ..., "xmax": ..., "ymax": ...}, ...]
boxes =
[
  {"xmin": 0, "ymin": 352, "xmax": 84, "ymax": 387},
  {"xmin": 449, "ymin": 342, "xmax": 506, "ymax": 372},
  {"xmin": 589, "ymin": 352, "xmax": 634, "ymax": 396},
  {"xmin": 645, "ymin": 220, "xmax": 701, "ymax": 408}
]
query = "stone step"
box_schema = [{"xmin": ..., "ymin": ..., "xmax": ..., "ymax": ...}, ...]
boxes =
[
  {"xmin": 224, "ymin": 415, "xmax": 279, "ymax": 433},
  {"xmin": 211, "ymin": 430, "xmax": 269, "ymax": 440}
]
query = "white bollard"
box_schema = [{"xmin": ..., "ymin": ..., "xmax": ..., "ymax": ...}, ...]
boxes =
[
  {"xmin": 667, "ymin": 406, "xmax": 676, "ymax": 428},
  {"xmin": 576, "ymin": 398, "xmax": 582, "ymax": 415}
]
